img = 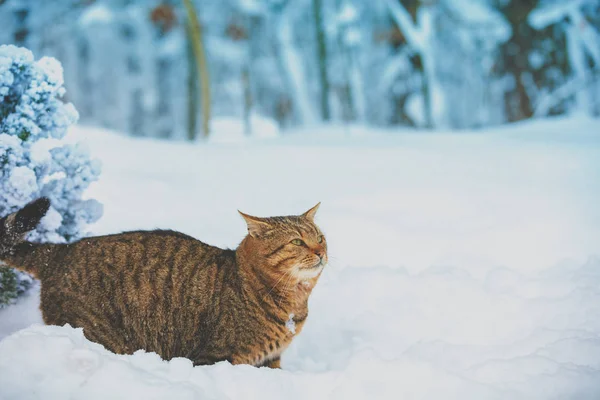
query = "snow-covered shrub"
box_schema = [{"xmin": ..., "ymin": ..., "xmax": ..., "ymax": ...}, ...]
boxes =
[{"xmin": 0, "ymin": 45, "xmax": 102, "ymax": 307}]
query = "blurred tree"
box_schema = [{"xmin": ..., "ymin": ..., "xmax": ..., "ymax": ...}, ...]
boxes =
[
  {"xmin": 496, "ymin": 0, "xmax": 540, "ymax": 122},
  {"xmin": 269, "ymin": 0, "xmax": 317, "ymax": 125},
  {"xmin": 151, "ymin": 2, "xmax": 177, "ymax": 34},
  {"xmin": 183, "ymin": 0, "xmax": 211, "ymax": 138},
  {"xmin": 335, "ymin": 0, "xmax": 367, "ymax": 123},
  {"xmin": 152, "ymin": 1, "xmax": 177, "ymax": 138},
  {"xmin": 385, "ymin": 0, "xmax": 444, "ymax": 128},
  {"xmin": 13, "ymin": 0, "xmax": 29, "ymax": 46},
  {"xmin": 1, "ymin": 0, "xmax": 595, "ymax": 137},
  {"xmin": 530, "ymin": 0, "xmax": 600, "ymax": 116},
  {"xmin": 121, "ymin": 0, "xmax": 148, "ymax": 137},
  {"xmin": 313, "ymin": 0, "xmax": 331, "ymax": 121}
]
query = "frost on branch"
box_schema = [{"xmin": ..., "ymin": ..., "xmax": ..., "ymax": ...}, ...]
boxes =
[{"xmin": 0, "ymin": 45, "xmax": 102, "ymax": 306}]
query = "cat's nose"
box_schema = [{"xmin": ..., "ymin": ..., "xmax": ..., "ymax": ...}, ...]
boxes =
[{"xmin": 314, "ymin": 249, "xmax": 325, "ymax": 259}]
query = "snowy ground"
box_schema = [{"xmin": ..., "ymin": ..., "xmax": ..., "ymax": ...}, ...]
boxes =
[{"xmin": 1, "ymin": 117, "xmax": 600, "ymax": 399}]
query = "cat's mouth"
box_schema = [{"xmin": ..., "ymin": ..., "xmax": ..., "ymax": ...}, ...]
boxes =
[
  {"xmin": 302, "ymin": 260, "xmax": 324, "ymax": 270},
  {"xmin": 295, "ymin": 263, "xmax": 324, "ymax": 280}
]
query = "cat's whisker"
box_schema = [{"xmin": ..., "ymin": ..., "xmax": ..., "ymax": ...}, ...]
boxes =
[
  {"xmin": 278, "ymin": 270, "xmax": 297, "ymax": 308},
  {"xmin": 264, "ymin": 268, "xmax": 294, "ymax": 303},
  {"xmin": 264, "ymin": 271, "xmax": 287, "ymax": 298}
]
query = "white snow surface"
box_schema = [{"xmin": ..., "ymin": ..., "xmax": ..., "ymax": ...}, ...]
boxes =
[{"xmin": 1, "ymin": 117, "xmax": 600, "ymax": 399}]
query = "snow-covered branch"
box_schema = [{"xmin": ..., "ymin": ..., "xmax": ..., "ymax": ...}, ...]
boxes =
[{"xmin": 383, "ymin": 0, "xmax": 424, "ymax": 51}]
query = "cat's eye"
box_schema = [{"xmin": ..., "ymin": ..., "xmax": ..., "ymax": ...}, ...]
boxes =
[
  {"xmin": 317, "ymin": 235, "xmax": 324, "ymax": 243},
  {"xmin": 291, "ymin": 239, "xmax": 305, "ymax": 246}
]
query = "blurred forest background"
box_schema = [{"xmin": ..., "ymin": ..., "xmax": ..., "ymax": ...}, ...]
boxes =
[{"xmin": 0, "ymin": 0, "xmax": 599, "ymax": 140}]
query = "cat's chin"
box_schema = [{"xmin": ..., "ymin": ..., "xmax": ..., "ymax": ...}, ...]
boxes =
[{"xmin": 295, "ymin": 264, "xmax": 325, "ymax": 280}]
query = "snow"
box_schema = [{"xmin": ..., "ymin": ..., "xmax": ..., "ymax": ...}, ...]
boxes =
[
  {"xmin": 79, "ymin": 3, "xmax": 114, "ymax": 27},
  {"xmin": 447, "ymin": 0, "xmax": 511, "ymax": 42},
  {"xmin": 337, "ymin": 3, "xmax": 358, "ymax": 24},
  {"xmin": 209, "ymin": 115, "xmax": 279, "ymax": 143},
  {"xmin": 286, "ymin": 314, "xmax": 296, "ymax": 335},
  {"xmin": 406, "ymin": 86, "xmax": 445, "ymax": 128},
  {"xmin": 1, "ymin": 116, "xmax": 600, "ymax": 399},
  {"xmin": 528, "ymin": 0, "xmax": 586, "ymax": 30},
  {"xmin": 238, "ymin": 0, "xmax": 267, "ymax": 16},
  {"xmin": 384, "ymin": 0, "xmax": 425, "ymax": 51},
  {"xmin": 343, "ymin": 29, "xmax": 362, "ymax": 47},
  {"xmin": 7, "ymin": 166, "xmax": 38, "ymax": 202}
]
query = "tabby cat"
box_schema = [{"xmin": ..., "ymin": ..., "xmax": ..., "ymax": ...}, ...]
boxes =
[{"xmin": 0, "ymin": 198, "xmax": 327, "ymax": 368}]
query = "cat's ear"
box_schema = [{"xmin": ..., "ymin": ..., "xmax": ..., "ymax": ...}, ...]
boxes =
[
  {"xmin": 238, "ymin": 211, "xmax": 272, "ymax": 238},
  {"xmin": 302, "ymin": 202, "xmax": 321, "ymax": 221}
]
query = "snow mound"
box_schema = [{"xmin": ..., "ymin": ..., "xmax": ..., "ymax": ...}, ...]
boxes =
[
  {"xmin": 0, "ymin": 325, "xmax": 208, "ymax": 400},
  {"xmin": 2, "ymin": 258, "xmax": 600, "ymax": 399}
]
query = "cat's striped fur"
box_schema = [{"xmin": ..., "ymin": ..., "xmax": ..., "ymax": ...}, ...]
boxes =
[{"xmin": 0, "ymin": 199, "xmax": 327, "ymax": 368}]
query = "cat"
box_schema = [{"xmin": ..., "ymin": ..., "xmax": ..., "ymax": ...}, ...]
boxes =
[{"xmin": 0, "ymin": 198, "xmax": 327, "ymax": 368}]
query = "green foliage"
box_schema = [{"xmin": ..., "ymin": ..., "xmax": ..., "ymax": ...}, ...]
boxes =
[
  {"xmin": 0, "ymin": 266, "xmax": 18, "ymax": 308},
  {"xmin": 18, "ymin": 129, "xmax": 30, "ymax": 141},
  {"xmin": 0, "ymin": 265, "xmax": 33, "ymax": 307}
]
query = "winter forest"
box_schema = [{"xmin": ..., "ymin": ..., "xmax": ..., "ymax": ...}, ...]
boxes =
[
  {"xmin": 1, "ymin": 1, "xmax": 600, "ymax": 399},
  {"xmin": 1, "ymin": 0, "xmax": 600, "ymax": 139}
]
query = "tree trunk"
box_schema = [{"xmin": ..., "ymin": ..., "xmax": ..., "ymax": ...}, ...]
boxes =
[
  {"xmin": 242, "ymin": 67, "xmax": 252, "ymax": 135},
  {"xmin": 75, "ymin": 33, "xmax": 93, "ymax": 120},
  {"xmin": 313, "ymin": 0, "xmax": 330, "ymax": 121},
  {"xmin": 417, "ymin": 2, "xmax": 437, "ymax": 128},
  {"xmin": 13, "ymin": 1, "xmax": 29, "ymax": 47},
  {"xmin": 566, "ymin": 11, "xmax": 591, "ymax": 115},
  {"xmin": 499, "ymin": 0, "xmax": 539, "ymax": 122},
  {"xmin": 186, "ymin": 21, "xmax": 199, "ymax": 141},
  {"xmin": 184, "ymin": 0, "xmax": 211, "ymax": 138},
  {"xmin": 121, "ymin": 1, "xmax": 145, "ymax": 137}
]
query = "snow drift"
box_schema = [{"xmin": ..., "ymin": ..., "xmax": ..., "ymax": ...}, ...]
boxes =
[{"xmin": 1, "ymin": 116, "xmax": 600, "ymax": 399}]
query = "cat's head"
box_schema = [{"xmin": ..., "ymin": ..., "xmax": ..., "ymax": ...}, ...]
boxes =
[{"xmin": 238, "ymin": 203, "xmax": 327, "ymax": 281}]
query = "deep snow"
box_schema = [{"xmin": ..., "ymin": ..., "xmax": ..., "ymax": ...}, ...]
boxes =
[{"xmin": 1, "ymin": 117, "xmax": 600, "ymax": 399}]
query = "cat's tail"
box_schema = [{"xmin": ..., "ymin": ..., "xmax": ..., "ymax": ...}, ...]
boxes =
[{"xmin": 0, "ymin": 198, "xmax": 51, "ymax": 275}]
